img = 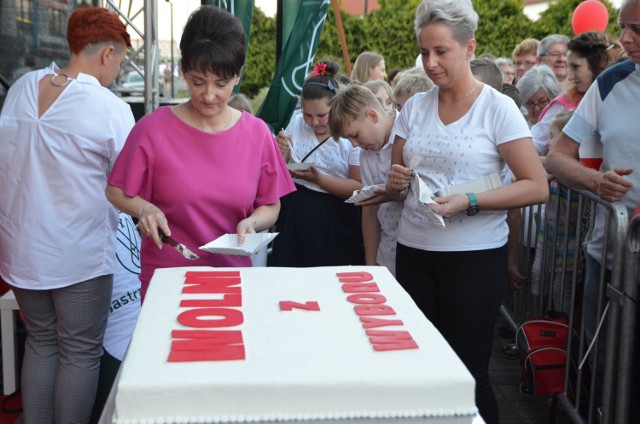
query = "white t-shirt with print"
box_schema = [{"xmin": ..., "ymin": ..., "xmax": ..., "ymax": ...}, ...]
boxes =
[
  {"xmin": 286, "ymin": 113, "xmax": 360, "ymax": 193},
  {"xmin": 393, "ymin": 84, "xmax": 531, "ymax": 252},
  {"xmin": 104, "ymin": 213, "xmax": 141, "ymax": 360},
  {"xmin": 360, "ymin": 118, "xmax": 402, "ymax": 276},
  {"xmin": 563, "ymin": 61, "xmax": 640, "ymax": 265}
]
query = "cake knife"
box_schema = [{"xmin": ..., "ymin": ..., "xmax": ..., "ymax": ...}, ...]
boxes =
[{"xmin": 159, "ymin": 231, "xmax": 200, "ymax": 260}]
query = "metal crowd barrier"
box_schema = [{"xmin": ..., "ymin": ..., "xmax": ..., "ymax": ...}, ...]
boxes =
[{"xmin": 501, "ymin": 179, "xmax": 637, "ymax": 424}]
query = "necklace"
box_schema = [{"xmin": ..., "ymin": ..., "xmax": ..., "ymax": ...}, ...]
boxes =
[
  {"xmin": 187, "ymin": 101, "xmax": 231, "ymax": 133},
  {"xmin": 439, "ymin": 81, "xmax": 480, "ymax": 104},
  {"xmin": 464, "ymin": 81, "xmax": 480, "ymax": 97},
  {"xmin": 50, "ymin": 73, "xmax": 71, "ymax": 87}
]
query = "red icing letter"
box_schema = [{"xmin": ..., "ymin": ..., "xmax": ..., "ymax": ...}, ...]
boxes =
[
  {"xmin": 354, "ymin": 304, "xmax": 396, "ymax": 316},
  {"xmin": 185, "ymin": 271, "xmax": 241, "ymax": 278},
  {"xmin": 366, "ymin": 330, "xmax": 419, "ymax": 351},
  {"xmin": 279, "ymin": 301, "xmax": 320, "ymax": 311},
  {"xmin": 168, "ymin": 345, "xmax": 245, "ymax": 362},
  {"xmin": 177, "ymin": 308, "xmax": 243, "ymax": 328},
  {"xmin": 171, "ymin": 329, "xmax": 243, "ymax": 342},
  {"xmin": 183, "ymin": 271, "xmax": 241, "ymax": 294},
  {"xmin": 169, "ymin": 330, "xmax": 245, "ymax": 361},
  {"xmin": 180, "ymin": 293, "xmax": 242, "ymax": 308},
  {"xmin": 341, "ymin": 282, "xmax": 380, "ymax": 293},
  {"xmin": 360, "ymin": 316, "xmax": 404, "ymax": 329},
  {"xmin": 336, "ymin": 272, "xmax": 374, "ymax": 283},
  {"xmin": 347, "ymin": 293, "xmax": 387, "ymax": 305}
]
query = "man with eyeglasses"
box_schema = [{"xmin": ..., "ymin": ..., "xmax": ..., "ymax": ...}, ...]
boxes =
[
  {"xmin": 536, "ymin": 34, "xmax": 569, "ymax": 83},
  {"xmin": 547, "ymin": 1, "xmax": 640, "ymax": 420}
]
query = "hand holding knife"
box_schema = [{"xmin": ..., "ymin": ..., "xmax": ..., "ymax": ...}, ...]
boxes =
[
  {"xmin": 159, "ymin": 230, "xmax": 200, "ymax": 260},
  {"xmin": 137, "ymin": 202, "xmax": 199, "ymax": 260}
]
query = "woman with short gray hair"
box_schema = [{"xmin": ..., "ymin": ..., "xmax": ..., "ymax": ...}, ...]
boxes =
[
  {"xmin": 390, "ymin": 1, "xmax": 549, "ymax": 423},
  {"xmin": 516, "ymin": 64, "xmax": 562, "ymax": 126},
  {"xmin": 414, "ymin": 0, "xmax": 477, "ymax": 43}
]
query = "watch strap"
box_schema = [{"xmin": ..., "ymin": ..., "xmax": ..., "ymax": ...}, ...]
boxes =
[{"xmin": 466, "ymin": 192, "xmax": 479, "ymax": 216}]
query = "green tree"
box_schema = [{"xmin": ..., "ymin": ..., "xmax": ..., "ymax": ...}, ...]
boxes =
[
  {"xmin": 243, "ymin": 0, "xmax": 624, "ymax": 96},
  {"xmin": 473, "ymin": 0, "xmax": 533, "ymax": 57},
  {"xmin": 363, "ymin": 0, "xmax": 422, "ymax": 70},
  {"xmin": 241, "ymin": 7, "xmax": 277, "ymax": 98},
  {"xmin": 316, "ymin": 6, "xmax": 366, "ymax": 74}
]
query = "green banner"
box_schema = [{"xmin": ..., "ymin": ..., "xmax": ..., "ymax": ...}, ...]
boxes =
[
  {"xmin": 281, "ymin": 0, "xmax": 302, "ymax": 50},
  {"xmin": 257, "ymin": 0, "xmax": 330, "ymax": 132}
]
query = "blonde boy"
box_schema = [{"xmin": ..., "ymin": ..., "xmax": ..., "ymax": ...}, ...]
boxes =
[
  {"xmin": 329, "ymin": 84, "xmax": 401, "ymax": 276},
  {"xmin": 392, "ymin": 71, "xmax": 433, "ymax": 111}
]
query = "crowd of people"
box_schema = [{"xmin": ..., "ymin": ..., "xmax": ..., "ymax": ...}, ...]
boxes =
[{"xmin": 0, "ymin": 0, "xmax": 639, "ymax": 423}]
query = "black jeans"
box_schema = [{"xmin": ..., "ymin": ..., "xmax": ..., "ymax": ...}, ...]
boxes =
[{"xmin": 396, "ymin": 243, "xmax": 507, "ymax": 424}]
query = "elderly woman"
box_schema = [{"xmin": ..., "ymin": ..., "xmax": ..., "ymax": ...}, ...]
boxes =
[
  {"xmin": 531, "ymin": 31, "xmax": 624, "ymax": 154},
  {"xmin": 388, "ymin": 1, "xmax": 548, "ymax": 422},
  {"xmin": 495, "ymin": 57, "xmax": 515, "ymax": 85},
  {"xmin": 516, "ymin": 64, "xmax": 562, "ymax": 127},
  {"xmin": 0, "ymin": 7, "xmax": 135, "ymax": 423},
  {"xmin": 351, "ymin": 51, "xmax": 387, "ymax": 83},
  {"xmin": 537, "ymin": 34, "xmax": 570, "ymax": 83},
  {"xmin": 107, "ymin": 6, "xmax": 295, "ymax": 299},
  {"xmin": 512, "ymin": 37, "xmax": 539, "ymax": 83}
]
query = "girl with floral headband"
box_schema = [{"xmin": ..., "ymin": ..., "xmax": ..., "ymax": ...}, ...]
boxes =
[{"xmin": 271, "ymin": 60, "xmax": 365, "ymax": 266}]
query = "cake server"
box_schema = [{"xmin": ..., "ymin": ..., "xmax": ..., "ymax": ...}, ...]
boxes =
[{"xmin": 159, "ymin": 231, "xmax": 200, "ymax": 260}]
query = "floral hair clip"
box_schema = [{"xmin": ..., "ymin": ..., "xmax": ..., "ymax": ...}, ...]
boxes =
[{"xmin": 313, "ymin": 63, "xmax": 327, "ymax": 76}]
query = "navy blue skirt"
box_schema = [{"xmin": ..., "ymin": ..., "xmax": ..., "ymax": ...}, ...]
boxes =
[{"xmin": 270, "ymin": 184, "xmax": 364, "ymax": 267}]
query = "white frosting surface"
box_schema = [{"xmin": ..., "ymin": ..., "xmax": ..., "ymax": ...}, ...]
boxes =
[{"xmin": 111, "ymin": 266, "xmax": 477, "ymax": 423}]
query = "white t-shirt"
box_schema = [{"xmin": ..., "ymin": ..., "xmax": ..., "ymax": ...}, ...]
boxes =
[
  {"xmin": 105, "ymin": 213, "xmax": 142, "ymax": 360},
  {"xmin": 360, "ymin": 118, "xmax": 402, "ymax": 276},
  {"xmin": 393, "ymin": 84, "xmax": 531, "ymax": 251},
  {"xmin": 286, "ymin": 113, "xmax": 360, "ymax": 193},
  {"xmin": 563, "ymin": 61, "xmax": 640, "ymax": 265},
  {"xmin": 531, "ymin": 102, "xmax": 565, "ymax": 155},
  {"xmin": 0, "ymin": 63, "xmax": 135, "ymax": 289}
]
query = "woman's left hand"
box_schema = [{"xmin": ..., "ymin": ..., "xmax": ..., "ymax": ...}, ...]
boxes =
[
  {"xmin": 428, "ymin": 194, "xmax": 470, "ymax": 218},
  {"xmin": 290, "ymin": 164, "xmax": 320, "ymax": 182},
  {"xmin": 356, "ymin": 186, "xmax": 392, "ymax": 206},
  {"xmin": 236, "ymin": 218, "xmax": 258, "ymax": 246}
]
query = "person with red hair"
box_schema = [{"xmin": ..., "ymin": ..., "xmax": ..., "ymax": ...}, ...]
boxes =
[{"xmin": 0, "ymin": 6, "xmax": 135, "ymax": 423}]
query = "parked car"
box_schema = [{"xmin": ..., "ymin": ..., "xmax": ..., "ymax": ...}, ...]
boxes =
[{"xmin": 117, "ymin": 71, "xmax": 166, "ymax": 97}]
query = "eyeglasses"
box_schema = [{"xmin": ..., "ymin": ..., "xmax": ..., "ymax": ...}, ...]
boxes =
[
  {"xmin": 619, "ymin": 21, "xmax": 640, "ymax": 36},
  {"xmin": 525, "ymin": 98, "xmax": 550, "ymax": 110},
  {"xmin": 514, "ymin": 61, "xmax": 536, "ymax": 68},
  {"xmin": 503, "ymin": 71, "xmax": 515, "ymax": 77},
  {"xmin": 542, "ymin": 51, "xmax": 567, "ymax": 59}
]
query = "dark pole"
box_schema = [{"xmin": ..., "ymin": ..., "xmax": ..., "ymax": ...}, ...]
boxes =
[{"xmin": 276, "ymin": 0, "xmax": 284, "ymax": 63}]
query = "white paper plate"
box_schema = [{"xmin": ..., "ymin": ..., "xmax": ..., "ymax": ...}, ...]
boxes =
[
  {"xmin": 344, "ymin": 184, "xmax": 385, "ymax": 204},
  {"xmin": 287, "ymin": 162, "xmax": 313, "ymax": 171},
  {"xmin": 200, "ymin": 233, "xmax": 279, "ymax": 256}
]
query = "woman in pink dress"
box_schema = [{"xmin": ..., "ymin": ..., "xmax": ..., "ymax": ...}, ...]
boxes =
[{"xmin": 107, "ymin": 6, "xmax": 295, "ymax": 299}]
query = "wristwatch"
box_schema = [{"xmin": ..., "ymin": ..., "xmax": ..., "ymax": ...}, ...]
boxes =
[{"xmin": 465, "ymin": 193, "xmax": 479, "ymax": 216}]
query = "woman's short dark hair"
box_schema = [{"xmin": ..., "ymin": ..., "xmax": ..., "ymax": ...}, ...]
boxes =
[{"xmin": 180, "ymin": 6, "xmax": 245, "ymax": 79}]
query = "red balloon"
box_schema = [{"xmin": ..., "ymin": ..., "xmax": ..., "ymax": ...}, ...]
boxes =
[{"xmin": 572, "ymin": 0, "xmax": 609, "ymax": 35}]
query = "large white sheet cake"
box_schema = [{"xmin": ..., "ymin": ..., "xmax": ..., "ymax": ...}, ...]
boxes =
[{"xmin": 107, "ymin": 266, "xmax": 478, "ymax": 423}]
